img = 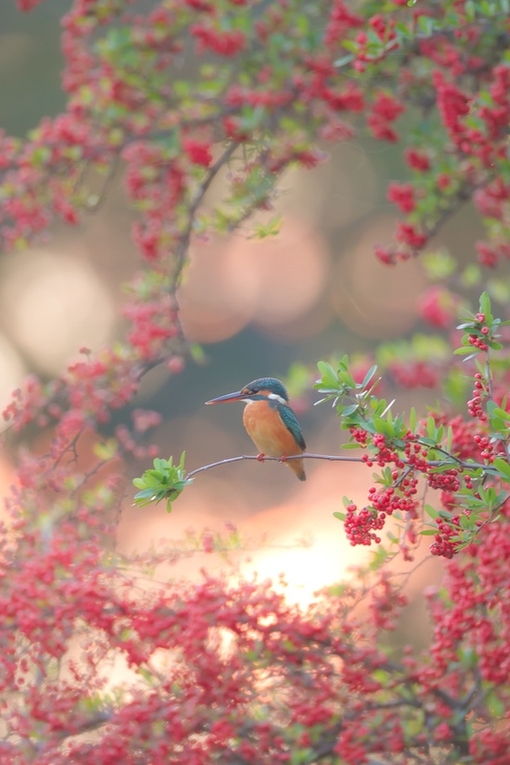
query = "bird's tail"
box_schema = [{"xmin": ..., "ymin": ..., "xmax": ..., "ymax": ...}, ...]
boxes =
[{"xmin": 286, "ymin": 458, "xmax": 306, "ymax": 481}]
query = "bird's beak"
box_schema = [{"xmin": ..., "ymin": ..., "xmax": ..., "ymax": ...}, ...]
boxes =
[{"xmin": 205, "ymin": 390, "xmax": 246, "ymax": 405}]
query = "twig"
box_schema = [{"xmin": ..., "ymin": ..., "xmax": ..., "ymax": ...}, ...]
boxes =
[{"xmin": 186, "ymin": 451, "xmax": 493, "ymax": 479}]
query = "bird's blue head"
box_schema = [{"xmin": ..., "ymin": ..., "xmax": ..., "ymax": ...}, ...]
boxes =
[{"xmin": 205, "ymin": 377, "xmax": 289, "ymax": 405}]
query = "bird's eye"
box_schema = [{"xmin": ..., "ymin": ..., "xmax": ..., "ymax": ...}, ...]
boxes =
[{"xmin": 251, "ymin": 387, "xmax": 259, "ymax": 394}]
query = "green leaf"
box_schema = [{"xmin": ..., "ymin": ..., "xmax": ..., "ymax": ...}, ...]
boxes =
[
  {"xmin": 446, "ymin": 426, "xmax": 453, "ymax": 454},
  {"xmin": 417, "ymin": 15, "xmax": 436, "ymax": 35},
  {"xmin": 333, "ymin": 54, "xmax": 354, "ymax": 68},
  {"xmin": 340, "ymin": 39, "xmax": 359, "ymax": 54},
  {"xmin": 409, "ymin": 406, "xmax": 416, "ymax": 433},
  {"xmin": 141, "ymin": 471, "xmax": 165, "ymax": 487},
  {"xmin": 465, "ymin": 0, "xmax": 476, "ymax": 19},
  {"xmin": 361, "ymin": 365, "xmax": 378, "ymax": 390},
  {"xmin": 486, "ymin": 690, "xmax": 506, "ymax": 717},
  {"xmin": 342, "ymin": 403, "xmax": 360, "ymax": 417},
  {"xmin": 427, "ymin": 416, "xmax": 437, "ymax": 441},
  {"xmin": 479, "ymin": 291, "xmax": 493, "ymax": 323},
  {"xmin": 338, "ymin": 369, "xmax": 356, "ymax": 388},
  {"xmin": 490, "ymin": 406, "xmax": 510, "ymax": 422},
  {"xmin": 134, "ymin": 488, "xmax": 159, "ymax": 501},
  {"xmin": 456, "ymin": 322, "xmax": 476, "ymax": 330},
  {"xmin": 317, "ymin": 361, "xmax": 338, "ymax": 388},
  {"xmin": 425, "ymin": 504, "xmax": 439, "ymax": 519},
  {"xmin": 458, "ymin": 514, "xmax": 473, "ymax": 530},
  {"xmin": 493, "ymin": 457, "xmax": 510, "ymax": 481}
]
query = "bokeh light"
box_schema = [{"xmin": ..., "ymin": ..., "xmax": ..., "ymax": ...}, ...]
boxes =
[
  {"xmin": 0, "ymin": 249, "xmax": 115, "ymax": 374},
  {"xmin": 180, "ymin": 215, "xmax": 330, "ymax": 342},
  {"xmin": 178, "ymin": 236, "xmax": 260, "ymax": 342}
]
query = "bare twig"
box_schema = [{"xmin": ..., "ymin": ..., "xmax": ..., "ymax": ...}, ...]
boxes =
[{"xmin": 186, "ymin": 451, "xmax": 493, "ymax": 479}]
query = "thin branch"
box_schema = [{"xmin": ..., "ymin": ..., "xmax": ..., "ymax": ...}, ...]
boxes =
[
  {"xmin": 186, "ymin": 452, "xmax": 364, "ymax": 478},
  {"xmin": 173, "ymin": 140, "xmax": 240, "ymax": 280},
  {"xmin": 186, "ymin": 451, "xmax": 494, "ymax": 479}
]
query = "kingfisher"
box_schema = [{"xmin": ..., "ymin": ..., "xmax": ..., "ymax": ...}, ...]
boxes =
[{"xmin": 205, "ymin": 377, "xmax": 306, "ymax": 481}]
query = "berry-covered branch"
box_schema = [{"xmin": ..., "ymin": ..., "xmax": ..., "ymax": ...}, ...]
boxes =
[{"xmin": 134, "ymin": 293, "xmax": 510, "ymax": 562}]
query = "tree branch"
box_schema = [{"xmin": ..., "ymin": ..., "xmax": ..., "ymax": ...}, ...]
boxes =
[{"xmin": 186, "ymin": 452, "xmax": 492, "ymax": 479}]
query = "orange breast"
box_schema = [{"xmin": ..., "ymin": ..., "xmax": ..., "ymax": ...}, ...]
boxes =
[{"xmin": 242, "ymin": 400, "xmax": 302, "ymax": 457}]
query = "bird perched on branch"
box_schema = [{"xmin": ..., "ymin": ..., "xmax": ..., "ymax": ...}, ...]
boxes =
[{"xmin": 205, "ymin": 377, "xmax": 306, "ymax": 481}]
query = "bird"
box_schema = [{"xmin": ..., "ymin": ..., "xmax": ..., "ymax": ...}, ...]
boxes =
[{"xmin": 205, "ymin": 377, "xmax": 306, "ymax": 481}]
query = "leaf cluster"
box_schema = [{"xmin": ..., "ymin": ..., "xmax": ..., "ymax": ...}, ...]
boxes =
[{"xmin": 133, "ymin": 452, "xmax": 191, "ymax": 513}]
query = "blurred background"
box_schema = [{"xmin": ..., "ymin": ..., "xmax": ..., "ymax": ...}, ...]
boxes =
[{"xmin": 0, "ymin": 2, "xmax": 476, "ymax": 620}]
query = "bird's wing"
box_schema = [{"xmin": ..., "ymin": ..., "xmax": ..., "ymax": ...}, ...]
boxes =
[{"xmin": 275, "ymin": 403, "xmax": 306, "ymax": 451}]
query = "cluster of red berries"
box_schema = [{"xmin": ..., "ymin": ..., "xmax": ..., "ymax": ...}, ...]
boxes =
[
  {"xmin": 468, "ymin": 334, "xmax": 489, "ymax": 351},
  {"xmin": 344, "ymin": 503, "xmax": 384, "ymax": 546},
  {"xmin": 468, "ymin": 372, "xmax": 487, "ymax": 421},
  {"xmin": 346, "ymin": 435, "xmax": 424, "ymax": 550},
  {"xmin": 468, "ymin": 313, "xmax": 490, "ymax": 352},
  {"xmin": 404, "ymin": 441, "xmax": 430, "ymax": 472},
  {"xmin": 350, "ymin": 424, "xmax": 493, "ymax": 557},
  {"xmin": 372, "ymin": 433, "xmax": 405, "ymax": 467},
  {"xmin": 430, "ymin": 515, "xmax": 461, "ymax": 559},
  {"xmin": 368, "ymin": 481, "xmax": 418, "ymax": 517},
  {"xmin": 349, "ymin": 427, "xmax": 368, "ymax": 447},
  {"xmin": 474, "ymin": 434, "xmax": 496, "ymax": 463},
  {"xmin": 426, "ymin": 468, "xmax": 460, "ymax": 493}
]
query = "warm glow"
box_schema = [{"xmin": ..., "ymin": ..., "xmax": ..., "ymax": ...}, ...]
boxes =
[
  {"xmin": 179, "ymin": 216, "xmax": 329, "ymax": 342},
  {"xmin": 0, "ymin": 250, "xmax": 115, "ymax": 374},
  {"xmin": 118, "ymin": 461, "xmax": 372, "ymax": 609},
  {"xmin": 228, "ymin": 217, "xmax": 329, "ymax": 326},
  {"xmin": 178, "ymin": 236, "xmax": 259, "ymax": 342}
]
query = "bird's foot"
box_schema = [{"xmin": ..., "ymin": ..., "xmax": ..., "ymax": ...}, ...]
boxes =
[
  {"xmin": 279, "ymin": 455, "xmax": 288, "ymax": 463},
  {"xmin": 256, "ymin": 453, "xmax": 266, "ymax": 462}
]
